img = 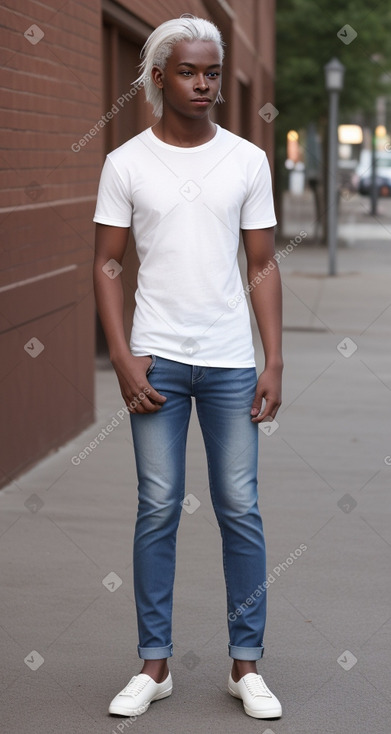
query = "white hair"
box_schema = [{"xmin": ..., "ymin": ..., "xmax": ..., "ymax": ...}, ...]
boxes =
[{"xmin": 133, "ymin": 15, "xmax": 225, "ymax": 118}]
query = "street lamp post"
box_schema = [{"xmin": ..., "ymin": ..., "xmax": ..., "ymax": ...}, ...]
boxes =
[{"xmin": 324, "ymin": 58, "xmax": 345, "ymax": 276}]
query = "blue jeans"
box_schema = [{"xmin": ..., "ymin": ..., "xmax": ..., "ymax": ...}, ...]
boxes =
[{"xmin": 129, "ymin": 356, "xmax": 266, "ymax": 661}]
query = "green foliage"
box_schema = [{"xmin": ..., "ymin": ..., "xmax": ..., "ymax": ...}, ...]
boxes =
[{"xmin": 276, "ymin": 0, "xmax": 391, "ymax": 134}]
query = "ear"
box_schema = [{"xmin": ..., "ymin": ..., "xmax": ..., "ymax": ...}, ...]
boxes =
[{"xmin": 151, "ymin": 65, "xmax": 164, "ymax": 89}]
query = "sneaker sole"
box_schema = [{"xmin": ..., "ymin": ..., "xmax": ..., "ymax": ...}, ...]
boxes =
[
  {"xmin": 243, "ymin": 703, "xmax": 282, "ymax": 719},
  {"xmin": 109, "ymin": 687, "xmax": 172, "ymax": 717},
  {"xmin": 228, "ymin": 687, "xmax": 282, "ymax": 719}
]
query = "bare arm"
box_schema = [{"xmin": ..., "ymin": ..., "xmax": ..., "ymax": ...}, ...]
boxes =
[
  {"xmin": 93, "ymin": 223, "xmax": 166, "ymax": 413},
  {"xmin": 241, "ymin": 227, "xmax": 283, "ymax": 423}
]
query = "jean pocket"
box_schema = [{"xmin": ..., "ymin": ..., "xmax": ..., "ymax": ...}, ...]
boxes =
[{"xmin": 146, "ymin": 354, "xmax": 157, "ymax": 376}]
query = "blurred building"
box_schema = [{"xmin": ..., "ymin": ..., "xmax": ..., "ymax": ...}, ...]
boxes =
[{"xmin": 0, "ymin": 0, "xmax": 276, "ymax": 488}]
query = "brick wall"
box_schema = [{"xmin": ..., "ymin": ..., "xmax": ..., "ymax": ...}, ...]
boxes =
[{"xmin": 0, "ymin": 0, "xmax": 102, "ymax": 486}]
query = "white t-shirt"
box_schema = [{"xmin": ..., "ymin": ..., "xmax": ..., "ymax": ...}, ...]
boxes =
[{"xmin": 93, "ymin": 124, "xmax": 277, "ymax": 367}]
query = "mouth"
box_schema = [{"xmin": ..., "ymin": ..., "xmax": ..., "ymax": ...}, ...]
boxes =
[{"xmin": 191, "ymin": 98, "xmax": 211, "ymax": 104}]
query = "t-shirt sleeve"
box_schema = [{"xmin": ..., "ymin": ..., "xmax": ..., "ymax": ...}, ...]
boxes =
[
  {"xmin": 93, "ymin": 156, "xmax": 132, "ymax": 227},
  {"xmin": 240, "ymin": 153, "xmax": 277, "ymax": 229}
]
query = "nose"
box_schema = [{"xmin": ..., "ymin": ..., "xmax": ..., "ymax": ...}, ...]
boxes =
[{"xmin": 194, "ymin": 74, "xmax": 209, "ymax": 91}]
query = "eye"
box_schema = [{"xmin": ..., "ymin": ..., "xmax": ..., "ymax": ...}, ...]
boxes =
[
  {"xmin": 207, "ymin": 72, "xmax": 220, "ymax": 78},
  {"xmin": 180, "ymin": 71, "xmax": 192, "ymax": 76}
]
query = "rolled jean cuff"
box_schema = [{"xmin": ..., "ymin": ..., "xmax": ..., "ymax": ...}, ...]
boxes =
[
  {"xmin": 228, "ymin": 644, "xmax": 264, "ymax": 661},
  {"xmin": 138, "ymin": 643, "xmax": 173, "ymax": 660}
]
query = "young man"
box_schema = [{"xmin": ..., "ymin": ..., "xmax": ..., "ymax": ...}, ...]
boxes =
[{"xmin": 93, "ymin": 15, "xmax": 283, "ymax": 721}]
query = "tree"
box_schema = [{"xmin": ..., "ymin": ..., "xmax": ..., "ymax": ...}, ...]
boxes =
[{"xmin": 275, "ymin": 0, "xmax": 391, "ymax": 239}]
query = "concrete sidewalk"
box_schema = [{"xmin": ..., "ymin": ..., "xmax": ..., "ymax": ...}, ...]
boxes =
[{"xmin": 1, "ymin": 191, "xmax": 391, "ymax": 734}]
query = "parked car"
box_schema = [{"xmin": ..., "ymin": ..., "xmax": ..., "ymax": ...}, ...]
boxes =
[
  {"xmin": 351, "ymin": 149, "xmax": 391, "ymax": 196},
  {"xmin": 358, "ymin": 174, "xmax": 391, "ymax": 197}
]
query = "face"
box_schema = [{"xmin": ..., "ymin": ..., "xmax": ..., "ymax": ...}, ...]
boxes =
[{"xmin": 152, "ymin": 39, "xmax": 222, "ymax": 119}]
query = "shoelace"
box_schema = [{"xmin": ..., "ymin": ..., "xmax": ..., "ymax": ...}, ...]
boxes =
[
  {"xmin": 122, "ymin": 675, "xmax": 150, "ymax": 697},
  {"xmin": 244, "ymin": 674, "xmax": 272, "ymax": 698}
]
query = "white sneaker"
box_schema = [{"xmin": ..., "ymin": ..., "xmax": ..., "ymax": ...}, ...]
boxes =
[
  {"xmin": 228, "ymin": 672, "xmax": 282, "ymax": 719},
  {"xmin": 109, "ymin": 672, "xmax": 172, "ymax": 716}
]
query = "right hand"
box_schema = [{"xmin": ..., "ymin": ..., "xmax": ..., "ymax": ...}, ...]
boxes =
[{"xmin": 111, "ymin": 351, "xmax": 167, "ymax": 414}]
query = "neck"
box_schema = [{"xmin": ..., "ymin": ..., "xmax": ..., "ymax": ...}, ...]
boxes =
[{"xmin": 152, "ymin": 113, "xmax": 216, "ymax": 147}]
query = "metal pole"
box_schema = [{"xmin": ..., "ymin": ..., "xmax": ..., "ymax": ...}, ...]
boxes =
[
  {"xmin": 370, "ymin": 124, "xmax": 378, "ymax": 215},
  {"xmin": 327, "ymin": 89, "xmax": 339, "ymax": 276}
]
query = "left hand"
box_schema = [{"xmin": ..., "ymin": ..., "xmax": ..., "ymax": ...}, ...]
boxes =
[{"xmin": 250, "ymin": 365, "xmax": 282, "ymax": 423}]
